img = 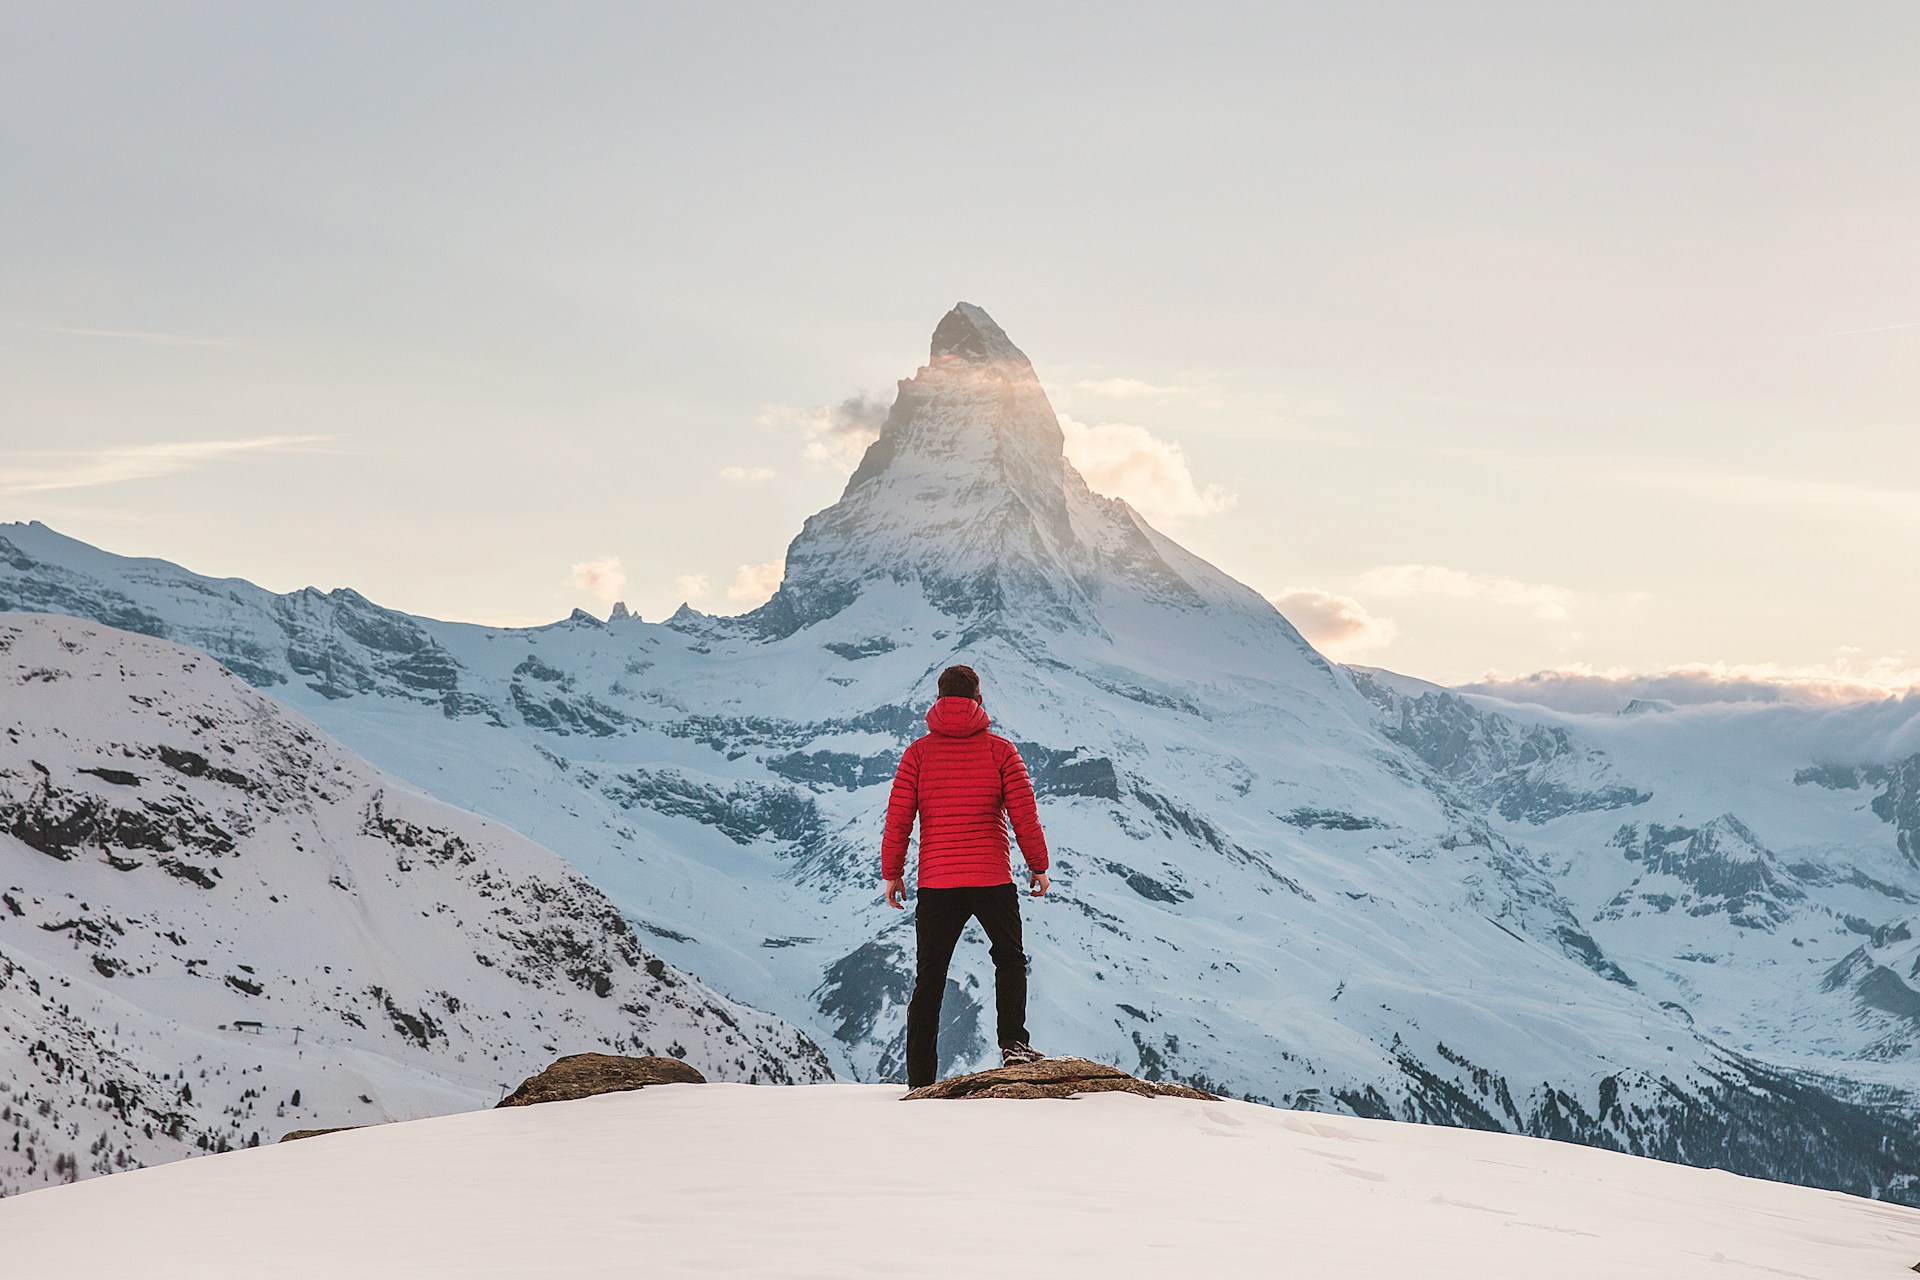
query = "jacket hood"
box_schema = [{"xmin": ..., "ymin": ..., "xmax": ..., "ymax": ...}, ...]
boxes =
[{"xmin": 925, "ymin": 696, "xmax": 991, "ymax": 738}]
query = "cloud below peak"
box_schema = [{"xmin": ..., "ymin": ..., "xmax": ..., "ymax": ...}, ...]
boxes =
[
  {"xmin": 761, "ymin": 393, "xmax": 890, "ymax": 473},
  {"xmin": 725, "ymin": 561, "xmax": 783, "ymax": 607},
  {"xmin": 1267, "ymin": 588, "xmax": 1398, "ymax": 660},
  {"xmin": 1058, "ymin": 415, "xmax": 1234, "ymax": 528}
]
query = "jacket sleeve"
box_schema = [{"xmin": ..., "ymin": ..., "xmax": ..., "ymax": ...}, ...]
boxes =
[
  {"xmin": 880, "ymin": 742, "xmax": 920, "ymax": 881},
  {"xmin": 999, "ymin": 742, "xmax": 1050, "ymax": 874}
]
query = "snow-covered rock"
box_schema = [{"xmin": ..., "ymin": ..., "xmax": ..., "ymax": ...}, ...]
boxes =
[
  {"xmin": 0, "ymin": 615, "xmax": 829, "ymax": 1195},
  {"xmin": 1, "ymin": 1084, "xmax": 1916, "ymax": 1279}
]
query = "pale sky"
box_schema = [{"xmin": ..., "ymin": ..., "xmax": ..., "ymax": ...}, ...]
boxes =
[{"xmin": 3, "ymin": 3, "xmax": 1916, "ymax": 695}]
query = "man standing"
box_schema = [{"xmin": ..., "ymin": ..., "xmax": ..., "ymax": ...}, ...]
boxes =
[{"xmin": 882, "ymin": 663, "xmax": 1050, "ymax": 1088}]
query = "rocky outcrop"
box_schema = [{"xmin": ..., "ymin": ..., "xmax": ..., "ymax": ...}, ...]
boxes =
[
  {"xmin": 496, "ymin": 1053, "xmax": 706, "ymax": 1107},
  {"xmin": 902, "ymin": 1057, "xmax": 1215, "ymax": 1101},
  {"xmin": 279, "ymin": 1127, "xmax": 359, "ymax": 1144}
]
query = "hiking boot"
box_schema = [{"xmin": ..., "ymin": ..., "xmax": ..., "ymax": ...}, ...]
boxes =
[{"xmin": 1000, "ymin": 1041, "xmax": 1045, "ymax": 1066}]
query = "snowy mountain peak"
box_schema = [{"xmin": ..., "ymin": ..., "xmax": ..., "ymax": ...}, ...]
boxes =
[
  {"xmin": 841, "ymin": 303, "xmax": 1062, "ymax": 502},
  {"xmin": 751, "ymin": 305, "xmax": 1318, "ymax": 662},
  {"xmin": 928, "ymin": 301, "xmax": 1031, "ymax": 369}
]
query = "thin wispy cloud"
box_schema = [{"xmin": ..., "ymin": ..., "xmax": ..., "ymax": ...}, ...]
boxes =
[
  {"xmin": 1634, "ymin": 471, "xmax": 1920, "ymax": 521},
  {"xmin": 1353, "ymin": 564, "xmax": 1576, "ymax": 620},
  {"xmin": 673, "ymin": 573, "xmax": 712, "ymax": 603},
  {"xmin": 1375, "ymin": 433, "xmax": 1920, "ymax": 529},
  {"xmin": 719, "ymin": 465, "xmax": 775, "ymax": 481},
  {"xmin": 1784, "ymin": 320, "xmax": 1920, "ymax": 341},
  {"xmin": 1071, "ymin": 377, "xmax": 1194, "ymax": 400},
  {"xmin": 34, "ymin": 325, "xmax": 251, "ymax": 351},
  {"xmin": 1058, "ymin": 415, "xmax": 1234, "ymax": 528},
  {"xmin": 0, "ymin": 436, "xmax": 337, "ymax": 496},
  {"xmin": 568, "ymin": 555, "xmax": 627, "ymax": 605}
]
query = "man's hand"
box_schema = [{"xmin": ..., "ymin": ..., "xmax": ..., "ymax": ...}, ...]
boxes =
[
  {"xmin": 1029, "ymin": 871, "xmax": 1049, "ymax": 898},
  {"xmin": 883, "ymin": 877, "xmax": 906, "ymax": 909}
]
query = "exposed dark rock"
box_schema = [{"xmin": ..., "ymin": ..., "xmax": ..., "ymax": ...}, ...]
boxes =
[
  {"xmin": 1099, "ymin": 859, "xmax": 1192, "ymax": 904},
  {"xmin": 279, "ymin": 1126, "xmax": 360, "ymax": 1143},
  {"xmin": 823, "ymin": 638, "xmax": 897, "ymax": 660},
  {"xmin": 1352, "ymin": 672, "xmax": 1651, "ymax": 822},
  {"xmin": 601, "ymin": 768, "xmax": 821, "ymax": 845},
  {"xmin": 765, "ymin": 749, "xmax": 895, "ymax": 791},
  {"xmin": 496, "ymin": 1052, "xmax": 706, "ymax": 1107},
  {"xmin": 1797, "ymin": 754, "xmax": 1920, "ymax": 868},
  {"xmin": 814, "ymin": 942, "xmax": 906, "ymax": 1047},
  {"xmin": 1603, "ymin": 817, "xmax": 1803, "ymax": 930},
  {"xmin": 1338, "ymin": 1041, "xmax": 1920, "ymax": 1208},
  {"xmin": 1018, "ymin": 743, "xmax": 1122, "ymax": 800},
  {"xmin": 1281, "ymin": 807, "xmax": 1387, "ymax": 831},
  {"xmin": 157, "ymin": 745, "xmax": 254, "ymax": 790},
  {"xmin": 903, "ymin": 1056, "xmax": 1216, "ymax": 1101}
]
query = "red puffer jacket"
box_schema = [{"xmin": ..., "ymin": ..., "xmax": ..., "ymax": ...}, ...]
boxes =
[{"xmin": 880, "ymin": 697, "xmax": 1050, "ymax": 888}]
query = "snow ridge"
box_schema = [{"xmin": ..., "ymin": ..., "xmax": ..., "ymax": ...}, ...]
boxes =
[{"xmin": 0, "ymin": 615, "xmax": 828, "ymax": 1195}]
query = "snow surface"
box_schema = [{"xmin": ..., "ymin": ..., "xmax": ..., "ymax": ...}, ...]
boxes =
[{"xmin": 2, "ymin": 1085, "xmax": 1917, "ymax": 1279}]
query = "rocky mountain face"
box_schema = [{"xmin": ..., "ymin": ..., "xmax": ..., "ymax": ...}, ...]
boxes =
[
  {"xmin": 1798, "ymin": 757, "xmax": 1920, "ymax": 867},
  {"xmin": 3, "ymin": 304, "xmax": 1918, "ymax": 1203},
  {"xmin": 0, "ymin": 615, "xmax": 828, "ymax": 1195},
  {"xmin": 753, "ymin": 302, "xmax": 1277, "ymax": 646},
  {"xmin": 1351, "ymin": 671, "xmax": 1651, "ymax": 823},
  {"xmin": 1600, "ymin": 817, "xmax": 1805, "ymax": 931}
]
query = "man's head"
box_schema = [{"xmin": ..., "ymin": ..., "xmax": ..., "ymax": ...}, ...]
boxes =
[{"xmin": 937, "ymin": 664, "xmax": 981, "ymax": 702}]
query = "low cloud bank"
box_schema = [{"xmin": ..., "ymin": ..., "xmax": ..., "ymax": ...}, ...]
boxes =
[{"xmin": 1459, "ymin": 663, "xmax": 1920, "ymax": 712}]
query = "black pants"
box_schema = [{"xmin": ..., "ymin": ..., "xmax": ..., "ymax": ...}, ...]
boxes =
[{"xmin": 905, "ymin": 882, "xmax": 1029, "ymax": 1088}]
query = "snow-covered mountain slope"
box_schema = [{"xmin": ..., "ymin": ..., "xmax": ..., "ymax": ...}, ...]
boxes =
[
  {"xmin": 4, "ymin": 1085, "xmax": 1918, "ymax": 1280},
  {"xmin": 0, "ymin": 614, "xmax": 829, "ymax": 1196},
  {"xmin": 3, "ymin": 304, "xmax": 1917, "ymax": 1203},
  {"xmin": 1359, "ymin": 680, "xmax": 1920, "ymax": 1083}
]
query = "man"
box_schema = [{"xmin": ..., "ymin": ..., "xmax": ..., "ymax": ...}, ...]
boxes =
[{"xmin": 882, "ymin": 663, "xmax": 1051, "ymax": 1088}]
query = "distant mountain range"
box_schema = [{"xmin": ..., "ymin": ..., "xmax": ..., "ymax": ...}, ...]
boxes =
[{"xmin": 3, "ymin": 304, "xmax": 1916, "ymax": 1201}]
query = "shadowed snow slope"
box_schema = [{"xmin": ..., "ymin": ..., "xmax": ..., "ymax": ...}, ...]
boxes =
[
  {"xmin": 3, "ymin": 304, "xmax": 1920, "ymax": 1203},
  {"xmin": 2, "ymin": 1085, "xmax": 1918, "ymax": 1279},
  {"xmin": 0, "ymin": 615, "xmax": 828, "ymax": 1195}
]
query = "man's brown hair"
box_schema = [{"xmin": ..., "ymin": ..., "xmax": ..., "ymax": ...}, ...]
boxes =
[{"xmin": 937, "ymin": 664, "xmax": 981, "ymax": 700}]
